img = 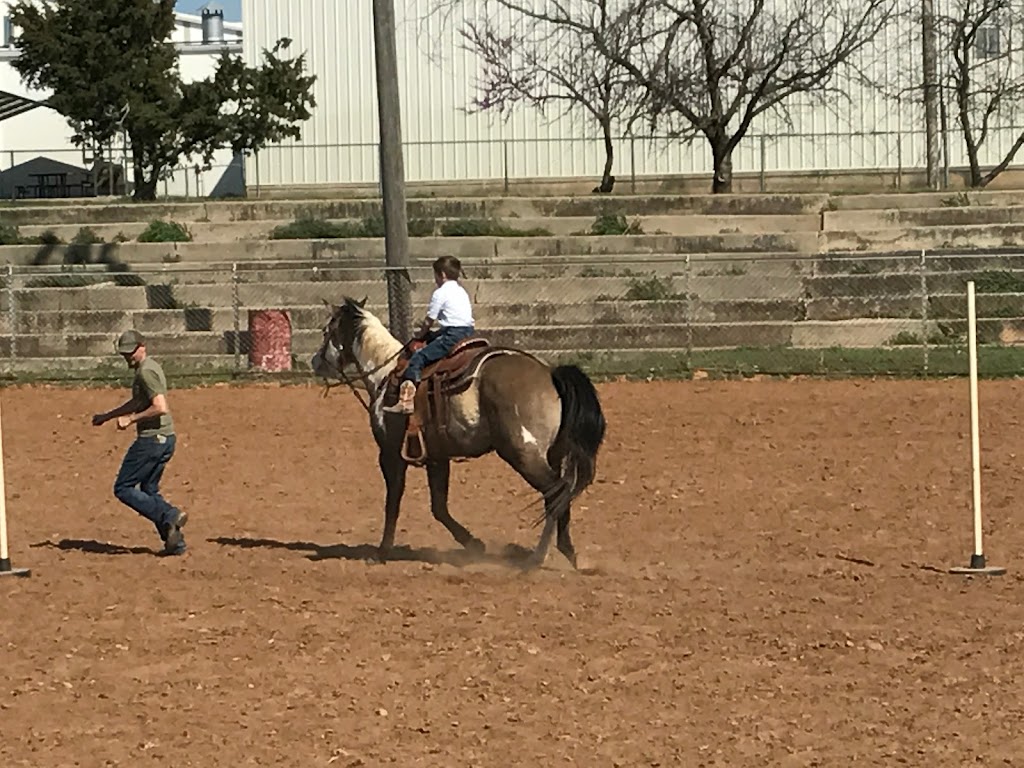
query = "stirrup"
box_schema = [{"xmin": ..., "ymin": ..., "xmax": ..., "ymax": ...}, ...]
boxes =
[{"xmin": 401, "ymin": 429, "xmax": 427, "ymax": 465}]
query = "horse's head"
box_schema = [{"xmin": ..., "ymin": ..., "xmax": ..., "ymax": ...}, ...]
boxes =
[{"xmin": 310, "ymin": 295, "xmax": 368, "ymax": 380}]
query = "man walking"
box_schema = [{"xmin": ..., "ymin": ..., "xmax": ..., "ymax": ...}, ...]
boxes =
[{"xmin": 92, "ymin": 330, "xmax": 188, "ymax": 556}]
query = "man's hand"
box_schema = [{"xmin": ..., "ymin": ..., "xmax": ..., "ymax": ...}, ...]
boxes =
[
  {"xmin": 116, "ymin": 415, "xmax": 133, "ymax": 431},
  {"xmin": 92, "ymin": 413, "xmax": 108, "ymax": 427}
]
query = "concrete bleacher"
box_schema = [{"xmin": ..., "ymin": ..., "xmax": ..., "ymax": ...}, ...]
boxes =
[{"xmin": 2, "ymin": 186, "xmax": 1024, "ymax": 378}]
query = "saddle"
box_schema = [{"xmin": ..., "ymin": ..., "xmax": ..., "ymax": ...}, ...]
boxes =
[{"xmin": 387, "ymin": 335, "xmax": 492, "ymax": 465}]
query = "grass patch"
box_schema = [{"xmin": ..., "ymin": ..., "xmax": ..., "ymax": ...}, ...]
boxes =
[
  {"xmin": 269, "ymin": 215, "xmax": 436, "ymax": 239},
  {"xmin": 623, "ymin": 276, "xmax": 685, "ymax": 301},
  {"xmin": 438, "ymin": 218, "xmax": 551, "ymax": 237},
  {"xmin": 70, "ymin": 227, "xmax": 104, "ymax": 245},
  {"xmin": 0, "ymin": 225, "xmax": 64, "ymax": 245},
  {"xmin": 587, "ymin": 214, "xmax": 644, "ymax": 236},
  {"xmin": 973, "ymin": 270, "xmax": 1024, "ymax": 293},
  {"xmin": 137, "ymin": 220, "xmax": 192, "ymax": 243}
]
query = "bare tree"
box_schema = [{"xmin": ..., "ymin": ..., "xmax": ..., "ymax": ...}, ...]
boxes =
[
  {"xmin": 459, "ymin": 12, "xmax": 644, "ymax": 192},
  {"xmin": 937, "ymin": 0, "xmax": 1024, "ymax": 187},
  {"xmin": 435, "ymin": 0, "xmax": 895, "ymax": 193}
]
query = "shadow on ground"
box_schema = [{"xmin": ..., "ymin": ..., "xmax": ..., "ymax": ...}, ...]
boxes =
[
  {"xmin": 207, "ymin": 535, "xmax": 544, "ymax": 569},
  {"xmin": 31, "ymin": 538, "xmax": 157, "ymax": 556}
]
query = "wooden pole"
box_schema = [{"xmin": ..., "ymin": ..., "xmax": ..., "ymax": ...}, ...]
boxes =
[{"xmin": 372, "ymin": 0, "xmax": 413, "ymax": 343}]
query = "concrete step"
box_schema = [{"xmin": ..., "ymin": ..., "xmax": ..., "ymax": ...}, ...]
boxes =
[
  {"xmin": 0, "ymin": 354, "xmax": 240, "ymax": 376},
  {"xmin": 0, "ymin": 193, "xmax": 832, "ymax": 227},
  {"xmin": 807, "ymin": 271, "xmax": 1024, "ymax": 298},
  {"xmin": 19, "ymin": 213, "xmax": 822, "ymax": 244},
  {"xmin": 827, "ymin": 190, "xmax": 1024, "ymax": 211},
  {"xmin": 0, "ymin": 323, "xmax": 766, "ymax": 357},
  {"xmin": 822, "ymin": 223, "xmax": 1024, "ymax": 253},
  {"xmin": 1, "ymin": 231, "xmax": 821, "ymax": 267},
  {"xmin": 0, "ymin": 318, "xmax": 934, "ymax": 360},
  {"xmin": 0, "ymin": 298, "xmax": 811, "ymax": 337},
  {"xmin": 3, "ymin": 284, "xmax": 152, "ymax": 312},
  {"xmin": 823, "ymin": 205, "xmax": 1024, "ymax": 231},
  {"xmin": 122, "ymin": 255, "xmax": 814, "ymax": 285},
  {"xmin": 178, "ymin": 274, "xmax": 807, "ymax": 307},
  {"xmin": 2, "ymin": 273, "xmax": 809, "ymax": 313}
]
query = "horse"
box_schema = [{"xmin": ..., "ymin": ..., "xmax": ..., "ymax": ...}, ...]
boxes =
[{"xmin": 309, "ymin": 296, "xmax": 607, "ymax": 569}]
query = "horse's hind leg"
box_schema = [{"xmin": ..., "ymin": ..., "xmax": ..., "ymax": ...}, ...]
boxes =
[
  {"xmin": 524, "ymin": 507, "xmax": 558, "ymax": 570},
  {"xmin": 426, "ymin": 459, "xmax": 485, "ymax": 554},
  {"xmin": 556, "ymin": 508, "xmax": 577, "ymax": 569}
]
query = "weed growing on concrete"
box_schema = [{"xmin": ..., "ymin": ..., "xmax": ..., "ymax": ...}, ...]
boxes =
[{"xmin": 138, "ymin": 220, "xmax": 192, "ymax": 243}]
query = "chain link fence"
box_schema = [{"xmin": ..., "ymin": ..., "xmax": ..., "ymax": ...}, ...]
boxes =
[{"xmin": 1, "ymin": 252, "xmax": 1023, "ymax": 385}]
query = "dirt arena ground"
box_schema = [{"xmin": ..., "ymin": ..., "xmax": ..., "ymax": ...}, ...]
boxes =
[{"xmin": 2, "ymin": 377, "xmax": 1024, "ymax": 766}]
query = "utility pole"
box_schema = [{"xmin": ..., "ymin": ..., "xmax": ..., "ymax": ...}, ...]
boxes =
[
  {"xmin": 372, "ymin": 0, "xmax": 413, "ymax": 342},
  {"xmin": 922, "ymin": 0, "xmax": 941, "ymax": 189}
]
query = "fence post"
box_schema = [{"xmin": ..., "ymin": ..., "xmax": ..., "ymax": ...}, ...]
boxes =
[
  {"xmin": 6, "ymin": 265, "xmax": 14, "ymax": 367},
  {"xmin": 685, "ymin": 254, "xmax": 693, "ymax": 374},
  {"xmin": 896, "ymin": 133, "xmax": 903, "ymax": 190},
  {"xmin": 502, "ymin": 141, "xmax": 509, "ymax": 194},
  {"xmin": 232, "ymin": 262, "xmax": 240, "ymax": 372},
  {"xmin": 630, "ymin": 137, "xmax": 637, "ymax": 194},
  {"xmin": 920, "ymin": 248, "xmax": 929, "ymax": 375},
  {"xmin": 759, "ymin": 135, "xmax": 767, "ymax": 192}
]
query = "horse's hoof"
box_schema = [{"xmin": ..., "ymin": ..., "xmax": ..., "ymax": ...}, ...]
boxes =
[
  {"xmin": 464, "ymin": 538, "xmax": 486, "ymax": 555},
  {"xmin": 519, "ymin": 552, "xmax": 547, "ymax": 571}
]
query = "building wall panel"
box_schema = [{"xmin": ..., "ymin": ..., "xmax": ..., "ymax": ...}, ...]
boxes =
[{"xmin": 246, "ymin": 0, "xmax": 1024, "ymax": 188}]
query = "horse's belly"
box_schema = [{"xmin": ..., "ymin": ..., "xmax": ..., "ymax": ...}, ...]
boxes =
[{"xmin": 438, "ymin": 389, "xmax": 490, "ymax": 456}]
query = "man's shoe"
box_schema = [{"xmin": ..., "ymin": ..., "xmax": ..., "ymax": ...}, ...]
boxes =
[{"xmin": 162, "ymin": 509, "xmax": 188, "ymax": 554}]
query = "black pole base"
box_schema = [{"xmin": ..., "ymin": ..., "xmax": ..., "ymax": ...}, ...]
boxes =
[
  {"xmin": 0, "ymin": 557, "xmax": 30, "ymax": 578},
  {"xmin": 949, "ymin": 553, "xmax": 1006, "ymax": 576}
]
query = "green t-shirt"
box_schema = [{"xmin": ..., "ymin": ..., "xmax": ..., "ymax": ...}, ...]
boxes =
[{"xmin": 132, "ymin": 357, "xmax": 174, "ymax": 438}]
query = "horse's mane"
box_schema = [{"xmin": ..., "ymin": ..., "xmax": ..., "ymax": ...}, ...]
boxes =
[{"xmin": 340, "ymin": 296, "xmax": 404, "ymax": 364}]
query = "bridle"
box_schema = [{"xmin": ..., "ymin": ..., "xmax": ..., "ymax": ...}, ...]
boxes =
[{"xmin": 319, "ymin": 321, "xmax": 411, "ymax": 413}]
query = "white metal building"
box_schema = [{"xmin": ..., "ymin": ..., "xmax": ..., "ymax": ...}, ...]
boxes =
[
  {"xmin": 0, "ymin": 1, "xmax": 244, "ymax": 199},
  {"xmin": 240, "ymin": 0, "xmax": 1024, "ymax": 191}
]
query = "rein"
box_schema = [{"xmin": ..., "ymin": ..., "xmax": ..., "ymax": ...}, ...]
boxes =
[{"xmin": 320, "ymin": 340, "xmax": 413, "ymax": 412}]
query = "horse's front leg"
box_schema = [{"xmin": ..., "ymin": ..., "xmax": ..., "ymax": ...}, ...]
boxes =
[
  {"xmin": 377, "ymin": 448, "xmax": 408, "ymax": 561},
  {"xmin": 426, "ymin": 459, "xmax": 485, "ymax": 554}
]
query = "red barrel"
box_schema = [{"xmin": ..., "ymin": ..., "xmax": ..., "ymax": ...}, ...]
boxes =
[{"xmin": 248, "ymin": 309, "xmax": 292, "ymax": 372}]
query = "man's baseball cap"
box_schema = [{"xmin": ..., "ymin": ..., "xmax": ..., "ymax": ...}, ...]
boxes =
[{"xmin": 115, "ymin": 329, "xmax": 145, "ymax": 354}]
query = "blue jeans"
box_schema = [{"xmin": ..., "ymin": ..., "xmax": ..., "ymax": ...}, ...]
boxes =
[
  {"xmin": 113, "ymin": 434, "xmax": 181, "ymax": 539},
  {"xmin": 403, "ymin": 326, "xmax": 475, "ymax": 383}
]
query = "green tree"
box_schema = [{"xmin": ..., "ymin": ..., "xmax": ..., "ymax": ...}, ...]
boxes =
[{"xmin": 9, "ymin": 0, "xmax": 316, "ymax": 200}]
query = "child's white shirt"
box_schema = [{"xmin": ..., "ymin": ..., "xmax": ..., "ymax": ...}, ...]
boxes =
[{"xmin": 428, "ymin": 280, "xmax": 474, "ymax": 328}]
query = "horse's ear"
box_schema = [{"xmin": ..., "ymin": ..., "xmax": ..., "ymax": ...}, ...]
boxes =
[{"xmin": 358, "ymin": 296, "xmax": 368, "ymax": 307}]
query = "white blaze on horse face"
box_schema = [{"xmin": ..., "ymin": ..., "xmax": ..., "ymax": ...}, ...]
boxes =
[{"xmin": 322, "ymin": 339, "xmax": 341, "ymax": 373}]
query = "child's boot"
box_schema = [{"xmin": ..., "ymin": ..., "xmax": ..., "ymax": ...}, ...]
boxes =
[{"xmin": 383, "ymin": 380, "xmax": 416, "ymax": 414}]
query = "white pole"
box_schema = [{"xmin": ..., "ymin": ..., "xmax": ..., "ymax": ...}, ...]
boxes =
[
  {"xmin": 0, "ymin": 394, "xmax": 29, "ymax": 577},
  {"xmin": 967, "ymin": 280, "xmax": 984, "ymax": 558},
  {"xmin": 950, "ymin": 280, "xmax": 1005, "ymax": 575},
  {"xmin": 0, "ymin": 395, "xmax": 10, "ymax": 566}
]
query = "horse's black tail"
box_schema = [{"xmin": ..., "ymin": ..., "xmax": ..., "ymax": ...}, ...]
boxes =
[{"xmin": 544, "ymin": 365, "xmax": 606, "ymax": 519}]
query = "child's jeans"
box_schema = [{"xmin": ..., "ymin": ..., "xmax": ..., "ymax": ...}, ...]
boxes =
[{"xmin": 402, "ymin": 326, "xmax": 475, "ymax": 383}]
